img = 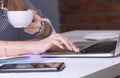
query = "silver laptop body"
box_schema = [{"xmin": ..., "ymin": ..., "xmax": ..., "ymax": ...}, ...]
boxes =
[{"xmin": 41, "ymin": 35, "xmax": 120, "ymax": 58}]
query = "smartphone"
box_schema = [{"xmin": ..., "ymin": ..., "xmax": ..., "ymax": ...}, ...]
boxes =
[{"xmin": 0, "ymin": 62, "xmax": 65, "ymax": 73}]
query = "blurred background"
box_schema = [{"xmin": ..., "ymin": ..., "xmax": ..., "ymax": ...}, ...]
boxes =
[{"xmin": 31, "ymin": 0, "xmax": 120, "ymax": 33}]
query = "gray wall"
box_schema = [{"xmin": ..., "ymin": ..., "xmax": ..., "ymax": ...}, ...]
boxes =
[{"xmin": 31, "ymin": 0, "xmax": 60, "ymax": 32}]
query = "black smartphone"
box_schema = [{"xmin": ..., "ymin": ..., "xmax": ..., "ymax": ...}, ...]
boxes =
[{"xmin": 0, "ymin": 62, "xmax": 65, "ymax": 73}]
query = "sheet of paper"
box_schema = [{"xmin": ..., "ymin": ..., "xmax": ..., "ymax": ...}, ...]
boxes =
[{"xmin": 0, "ymin": 54, "xmax": 54, "ymax": 65}]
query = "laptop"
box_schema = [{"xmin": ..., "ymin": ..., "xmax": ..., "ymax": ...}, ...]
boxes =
[{"xmin": 41, "ymin": 35, "xmax": 120, "ymax": 58}]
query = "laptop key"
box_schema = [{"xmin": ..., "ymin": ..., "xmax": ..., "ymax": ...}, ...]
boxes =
[{"xmin": 79, "ymin": 41, "xmax": 117, "ymax": 54}]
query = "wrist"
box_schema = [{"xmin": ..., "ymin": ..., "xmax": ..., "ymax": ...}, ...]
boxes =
[
  {"xmin": 34, "ymin": 21, "xmax": 45, "ymax": 36},
  {"xmin": 0, "ymin": 41, "xmax": 6, "ymax": 57},
  {"xmin": 4, "ymin": 41, "xmax": 8, "ymax": 56},
  {"xmin": 7, "ymin": 41, "xmax": 28, "ymax": 56},
  {"xmin": 35, "ymin": 21, "xmax": 52, "ymax": 38}
]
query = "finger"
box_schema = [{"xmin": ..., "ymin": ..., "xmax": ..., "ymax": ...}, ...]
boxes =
[
  {"xmin": 33, "ymin": 12, "xmax": 38, "ymax": 22},
  {"xmin": 56, "ymin": 34, "xmax": 72, "ymax": 51},
  {"xmin": 27, "ymin": 9, "xmax": 38, "ymax": 22},
  {"xmin": 27, "ymin": 9, "xmax": 41, "ymax": 22},
  {"xmin": 51, "ymin": 39, "xmax": 64, "ymax": 50},
  {"xmin": 65, "ymin": 38, "xmax": 80, "ymax": 52},
  {"xmin": 33, "ymin": 11, "xmax": 41, "ymax": 22}
]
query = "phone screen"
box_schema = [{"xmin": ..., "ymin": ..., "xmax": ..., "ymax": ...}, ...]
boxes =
[{"xmin": 0, "ymin": 62, "xmax": 65, "ymax": 72}]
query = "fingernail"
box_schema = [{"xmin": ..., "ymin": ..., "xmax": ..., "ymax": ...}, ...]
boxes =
[
  {"xmin": 69, "ymin": 46, "xmax": 73, "ymax": 51},
  {"xmin": 75, "ymin": 48, "xmax": 80, "ymax": 52},
  {"xmin": 60, "ymin": 46, "xmax": 64, "ymax": 49}
]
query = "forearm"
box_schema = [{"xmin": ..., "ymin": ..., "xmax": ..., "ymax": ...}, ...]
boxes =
[{"xmin": 0, "ymin": 41, "xmax": 29, "ymax": 57}]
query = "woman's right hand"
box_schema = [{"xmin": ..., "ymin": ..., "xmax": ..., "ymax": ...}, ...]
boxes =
[{"xmin": 26, "ymin": 34, "xmax": 79, "ymax": 55}]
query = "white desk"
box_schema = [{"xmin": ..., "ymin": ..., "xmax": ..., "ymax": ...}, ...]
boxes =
[{"xmin": 1, "ymin": 30, "xmax": 120, "ymax": 78}]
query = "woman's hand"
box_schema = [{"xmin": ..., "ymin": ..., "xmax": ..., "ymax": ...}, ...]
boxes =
[
  {"xmin": 24, "ymin": 10, "xmax": 41, "ymax": 34},
  {"xmin": 26, "ymin": 34, "xmax": 79, "ymax": 54}
]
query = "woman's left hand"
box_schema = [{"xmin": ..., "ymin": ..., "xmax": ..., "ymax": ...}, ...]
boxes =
[{"xmin": 24, "ymin": 10, "xmax": 42, "ymax": 34}]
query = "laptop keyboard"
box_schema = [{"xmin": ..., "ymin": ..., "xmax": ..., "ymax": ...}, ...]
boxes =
[{"xmin": 79, "ymin": 41, "xmax": 117, "ymax": 54}]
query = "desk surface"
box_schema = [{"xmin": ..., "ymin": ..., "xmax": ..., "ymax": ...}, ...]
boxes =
[{"xmin": 1, "ymin": 30, "xmax": 120, "ymax": 78}]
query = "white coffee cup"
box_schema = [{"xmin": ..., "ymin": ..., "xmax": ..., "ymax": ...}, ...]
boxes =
[{"xmin": 7, "ymin": 10, "xmax": 33, "ymax": 28}]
